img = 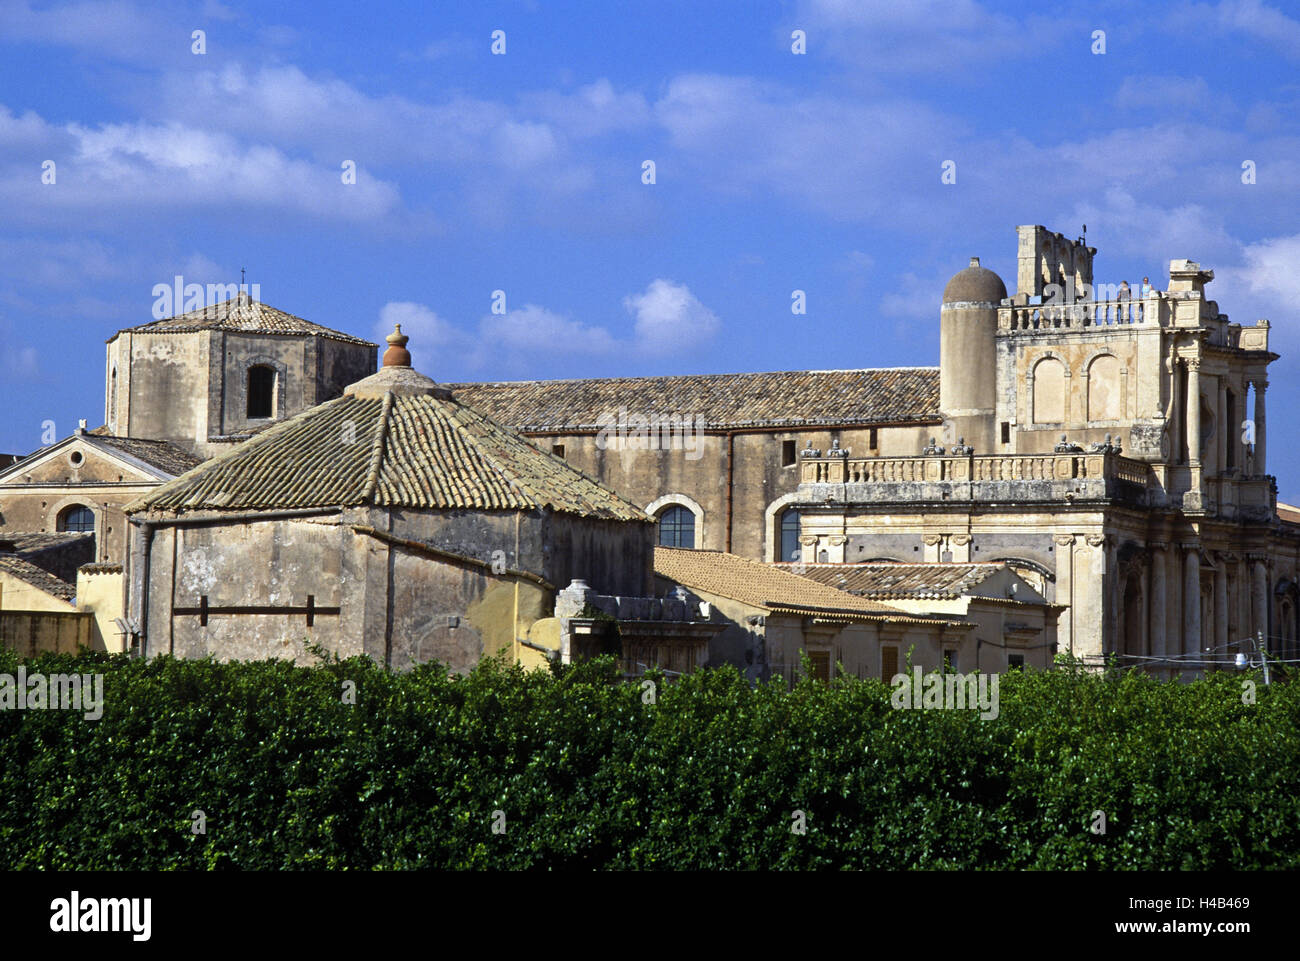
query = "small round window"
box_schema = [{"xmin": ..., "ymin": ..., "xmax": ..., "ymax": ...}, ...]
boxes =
[{"xmin": 69, "ymin": 451, "xmax": 84, "ymax": 468}]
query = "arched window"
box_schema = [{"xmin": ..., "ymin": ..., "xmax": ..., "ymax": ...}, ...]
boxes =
[
  {"xmin": 1086, "ymin": 354, "xmax": 1120, "ymax": 422},
  {"xmin": 1032, "ymin": 357, "xmax": 1065, "ymax": 424},
  {"xmin": 780, "ymin": 510, "xmax": 801, "ymax": 562},
  {"xmin": 247, "ymin": 365, "xmax": 276, "ymax": 419},
  {"xmin": 657, "ymin": 505, "xmax": 695, "ymax": 549},
  {"xmin": 58, "ymin": 504, "xmax": 95, "ymax": 533}
]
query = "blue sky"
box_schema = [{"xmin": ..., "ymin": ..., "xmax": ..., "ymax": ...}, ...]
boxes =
[{"xmin": 1, "ymin": 0, "xmax": 1298, "ymax": 495}]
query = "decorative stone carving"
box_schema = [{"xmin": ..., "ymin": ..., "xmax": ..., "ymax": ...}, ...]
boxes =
[
  {"xmin": 827, "ymin": 439, "xmax": 850, "ymax": 458},
  {"xmin": 921, "ymin": 436, "xmax": 945, "ymax": 456},
  {"xmin": 1085, "ymin": 534, "xmax": 1108, "ymax": 548},
  {"xmin": 950, "ymin": 436, "xmax": 974, "ymax": 455},
  {"xmin": 1054, "ymin": 434, "xmax": 1084, "ymax": 453},
  {"xmin": 1087, "ymin": 433, "xmax": 1123, "ymax": 454},
  {"xmin": 1053, "ymin": 534, "xmax": 1076, "ymax": 546},
  {"xmin": 923, "ymin": 534, "xmax": 944, "ymax": 546},
  {"xmin": 800, "ymin": 444, "xmax": 821, "ymax": 458},
  {"xmin": 950, "ymin": 534, "xmax": 971, "ymax": 546}
]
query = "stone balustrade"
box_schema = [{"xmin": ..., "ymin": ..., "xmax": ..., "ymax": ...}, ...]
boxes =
[
  {"xmin": 800, "ymin": 450, "xmax": 1151, "ymax": 488},
  {"xmin": 1000, "ymin": 296, "xmax": 1153, "ymax": 332}
]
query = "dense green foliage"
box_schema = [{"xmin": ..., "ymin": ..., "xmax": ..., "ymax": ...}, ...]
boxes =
[{"xmin": 1, "ymin": 648, "xmax": 1297, "ymax": 869}]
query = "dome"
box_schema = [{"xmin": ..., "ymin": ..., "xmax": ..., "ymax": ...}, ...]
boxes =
[{"xmin": 942, "ymin": 257, "xmax": 1007, "ymax": 305}]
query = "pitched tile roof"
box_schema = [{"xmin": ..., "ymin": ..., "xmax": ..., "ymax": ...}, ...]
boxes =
[
  {"xmin": 88, "ymin": 435, "xmax": 204, "ymax": 476},
  {"xmin": 0, "ymin": 555, "xmax": 76, "ymax": 603},
  {"xmin": 0, "ymin": 532, "xmax": 93, "ymax": 555},
  {"xmin": 127, "ymin": 384, "xmax": 648, "ymax": 521},
  {"xmin": 781, "ymin": 562, "xmax": 1009, "ymax": 599},
  {"xmin": 449, "ymin": 367, "xmax": 941, "ymax": 431},
  {"xmin": 654, "ymin": 548, "xmax": 966, "ymax": 625},
  {"xmin": 114, "ymin": 292, "xmax": 376, "ymax": 347}
]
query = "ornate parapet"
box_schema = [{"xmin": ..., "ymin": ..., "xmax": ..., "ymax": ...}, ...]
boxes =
[
  {"xmin": 796, "ymin": 450, "xmax": 1152, "ymax": 507},
  {"xmin": 999, "ymin": 293, "xmax": 1162, "ymax": 333}
]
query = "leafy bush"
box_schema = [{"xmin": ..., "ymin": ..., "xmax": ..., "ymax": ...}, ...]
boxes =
[{"xmin": 1, "ymin": 648, "xmax": 1296, "ymax": 869}]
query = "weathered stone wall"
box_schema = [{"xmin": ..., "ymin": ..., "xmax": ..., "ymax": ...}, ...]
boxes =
[
  {"xmin": 0, "ymin": 610, "xmax": 93, "ymax": 655},
  {"xmin": 133, "ymin": 505, "xmax": 653, "ymax": 669},
  {"xmin": 527, "ymin": 424, "xmax": 933, "ymax": 561},
  {"xmin": 119, "ymin": 331, "xmax": 210, "ymax": 453}
]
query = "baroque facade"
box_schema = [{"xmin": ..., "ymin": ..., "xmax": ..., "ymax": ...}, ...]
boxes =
[{"xmin": 458, "ymin": 225, "xmax": 1300, "ymax": 673}]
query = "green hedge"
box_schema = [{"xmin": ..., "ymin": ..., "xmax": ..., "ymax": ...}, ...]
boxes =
[{"xmin": 1, "ymin": 648, "xmax": 1297, "ymax": 869}]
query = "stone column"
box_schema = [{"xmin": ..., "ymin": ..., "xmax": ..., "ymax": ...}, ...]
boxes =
[
  {"xmin": 1149, "ymin": 542, "xmax": 1168, "ymax": 660},
  {"xmin": 1183, "ymin": 546, "xmax": 1201, "ymax": 655},
  {"xmin": 1217, "ymin": 380, "xmax": 1227, "ymax": 476},
  {"xmin": 1252, "ymin": 555, "xmax": 1269, "ymax": 638},
  {"xmin": 1187, "ymin": 359, "xmax": 1201, "ymax": 471},
  {"xmin": 1055, "ymin": 534, "xmax": 1075, "ymax": 655},
  {"xmin": 1214, "ymin": 560, "xmax": 1228, "ymax": 653},
  {"xmin": 1252, "ymin": 377, "xmax": 1267, "ymax": 476}
]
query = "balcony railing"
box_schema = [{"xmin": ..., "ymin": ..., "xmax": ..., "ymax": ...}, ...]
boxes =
[
  {"xmin": 1001, "ymin": 297, "xmax": 1151, "ymax": 332},
  {"xmin": 799, "ymin": 450, "xmax": 1152, "ymax": 489}
]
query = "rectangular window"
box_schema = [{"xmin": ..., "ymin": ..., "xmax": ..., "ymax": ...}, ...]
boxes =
[
  {"xmin": 869, "ymin": 427, "xmax": 878, "ymax": 450},
  {"xmin": 1001, "ymin": 421, "xmax": 1010, "ymax": 444},
  {"xmin": 551, "ymin": 443, "xmax": 565, "ymax": 460},
  {"xmin": 782, "ymin": 439, "xmax": 796, "ymax": 467},
  {"xmin": 1007, "ymin": 654, "xmax": 1025, "ymax": 670},
  {"xmin": 881, "ymin": 646, "xmax": 898, "ymax": 681},
  {"xmin": 943, "ymin": 649, "xmax": 958, "ymax": 672}
]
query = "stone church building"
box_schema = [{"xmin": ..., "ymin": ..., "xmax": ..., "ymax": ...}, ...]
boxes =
[
  {"xmin": 455, "ymin": 225, "xmax": 1300, "ymax": 673},
  {"xmin": 2, "ymin": 223, "xmax": 1297, "ymax": 674}
]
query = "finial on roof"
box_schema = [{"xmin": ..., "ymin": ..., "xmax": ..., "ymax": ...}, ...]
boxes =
[
  {"xmin": 383, "ymin": 324, "xmax": 411, "ymax": 368},
  {"xmin": 969, "ymin": 257, "xmax": 980, "ymax": 268}
]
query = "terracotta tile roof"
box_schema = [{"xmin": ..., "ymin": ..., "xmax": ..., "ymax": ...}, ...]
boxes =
[
  {"xmin": 0, "ymin": 555, "xmax": 76, "ymax": 603},
  {"xmin": 654, "ymin": 548, "xmax": 966, "ymax": 625},
  {"xmin": 127, "ymin": 390, "xmax": 648, "ymax": 521},
  {"xmin": 89, "ymin": 435, "xmax": 205, "ymax": 476},
  {"xmin": 0, "ymin": 532, "xmax": 92, "ymax": 555},
  {"xmin": 115, "ymin": 292, "xmax": 377, "ymax": 347},
  {"xmin": 781, "ymin": 562, "xmax": 1009, "ymax": 599},
  {"xmin": 449, "ymin": 367, "xmax": 941, "ymax": 431}
]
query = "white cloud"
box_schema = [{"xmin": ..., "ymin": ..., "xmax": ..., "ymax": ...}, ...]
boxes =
[
  {"xmin": 479, "ymin": 304, "xmax": 619, "ymax": 360},
  {"xmin": 374, "ymin": 281, "xmax": 720, "ymax": 377},
  {"xmin": 1115, "ymin": 75, "xmax": 1216, "ymax": 114},
  {"xmin": 794, "ymin": 0, "xmax": 1071, "ymax": 72},
  {"xmin": 1195, "ymin": 0, "xmax": 1300, "ymax": 59},
  {"xmin": 0, "ymin": 110, "xmax": 403, "ymax": 226},
  {"xmin": 377, "ymin": 302, "xmax": 474, "ymax": 356},
  {"xmin": 623, "ymin": 279, "xmax": 719, "ymax": 355}
]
